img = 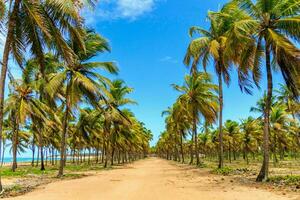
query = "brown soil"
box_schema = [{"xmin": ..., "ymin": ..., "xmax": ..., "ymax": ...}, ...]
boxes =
[{"xmin": 5, "ymin": 158, "xmax": 300, "ymax": 200}]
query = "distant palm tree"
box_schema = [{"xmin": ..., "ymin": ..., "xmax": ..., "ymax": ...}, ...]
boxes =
[
  {"xmin": 270, "ymin": 104, "xmax": 290, "ymax": 164},
  {"xmin": 275, "ymin": 84, "xmax": 299, "ymax": 119},
  {"xmin": 170, "ymin": 101, "xmax": 190, "ymax": 163},
  {"xmin": 173, "ymin": 72, "xmax": 219, "ymax": 165},
  {"xmin": 106, "ymin": 80, "xmax": 136, "ymax": 165},
  {"xmin": 224, "ymin": 120, "xmax": 240, "ymax": 162},
  {"xmin": 240, "ymin": 117, "xmax": 260, "ymax": 165}
]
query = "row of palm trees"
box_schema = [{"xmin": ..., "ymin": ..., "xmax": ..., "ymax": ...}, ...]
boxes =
[
  {"xmin": 157, "ymin": 84, "xmax": 299, "ymax": 160},
  {"xmin": 156, "ymin": 0, "xmax": 300, "ymax": 182},
  {"xmin": 0, "ymin": 0, "xmax": 152, "ymax": 192}
]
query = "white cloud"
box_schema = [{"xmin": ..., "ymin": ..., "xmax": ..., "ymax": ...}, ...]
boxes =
[
  {"xmin": 117, "ymin": 0, "xmax": 155, "ymax": 18},
  {"xmin": 83, "ymin": 0, "xmax": 158, "ymax": 23},
  {"xmin": 159, "ymin": 56, "xmax": 178, "ymax": 64}
]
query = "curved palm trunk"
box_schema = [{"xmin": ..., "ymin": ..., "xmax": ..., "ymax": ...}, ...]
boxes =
[
  {"xmin": 58, "ymin": 76, "xmax": 72, "ymax": 177},
  {"xmin": 218, "ymin": 71, "xmax": 224, "ymax": 169},
  {"xmin": 256, "ymin": 42, "xmax": 272, "ymax": 182},
  {"xmin": 0, "ymin": 0, "xmax": 21, "ymax": 190}
]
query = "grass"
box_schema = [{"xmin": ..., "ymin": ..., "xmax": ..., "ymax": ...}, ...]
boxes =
[
  {"xmin": 1, "ymin": 166, "xmax": 56, "ymax": 177},
  {"xmin": 267, "ymin": 175, "xmax": 300, "ymax": 186},
  {"xmin": 0, "ymin": 161, "xmax": 108, "ymax": 179},
  {"xmin": 212, "ymin": 166, "xmax": 234, "ymax": 176}
]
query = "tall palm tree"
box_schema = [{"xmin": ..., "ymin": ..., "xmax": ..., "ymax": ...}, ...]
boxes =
[
  {"xmin": 46, "ymin": 30, "xmax": 118, "ymax": 177},
  {"xmin": 184, "ymin": 4, "xmax": 251, "ymax": 168},
  {"xmin": 0, "ymin": 0, "xmax": 91, "ymax": 187},
  {"xmin": 22, "ymin": 54, "xmax": 62, "ymax": 170},
  {"xmin": 173, "ymin": 72, "xmax": 219, "ymax": 165},
  {"xmin": 231, "ymin": 0, "xmax": 300, "ymax": 181}
]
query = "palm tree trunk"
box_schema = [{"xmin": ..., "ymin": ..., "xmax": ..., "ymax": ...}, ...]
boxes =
[
  {"xmin": 52, "ymin": 147, "xmax": 55, "ymax": 165},
  {"xmin": 104, "ymin": 140, "xmax": 109, "ymax": 168},
  {"xmin": 101, "ymin": 142, "xmax": 105, "ymax": 163},
  {"xmin": 96, "ymin": 147, "xmax": 99, "ymax": 164},
  {"xmin": 111, "ymin": 144, "xmax": 115, "ymax": 166},
  {"xmin": 0, "ymin": 0, "xmax": 21, "ymax": 190},
  {"xmin": 58, "ymin": 76, "xmax": 72, "ymax": 177},
  {"xmin": 180, "ymin": 131, "xmax": 185, "ymax": 163},
  {"xmin": 189, "ymin": 135, "xmax": 194, "ymax": 164},
  {"xmin": 218, "ymin": 71, "xmax": 224, "ymax": 169},
  {"xmin": 193, "ymin": 112, "xmax": 200, "ymax": 165},
  {"xmin": 12, "ymin": 116, "xmax": 19, "ymax": 172},
  {"xmin": 36, "ymin": 146, "xmax": 40, "ymax": 166},
  {"xmin": 233, "ymin": 140, "xmax": 236, "ymax": 160},
  {"xmin": 229, "ymin": 141, "xmax": 231, "ymax": 163},
  {"xmin": 256, "ymin": 42, "xmax": 272, "ymax": 182},
  {"xmin": 45, "ymin": 148, "xmax": 48, "ymax": 166},
  {"xmin": 39, "ymin": 131, "xmax": 45, "ymax": 171},
  {"xmin": 31, "ymin": 136, "xmax": 35, "ymax": 167},
  {"xmin": 1, "ymin": 139, "xmax": 5, "ymax": 167}
]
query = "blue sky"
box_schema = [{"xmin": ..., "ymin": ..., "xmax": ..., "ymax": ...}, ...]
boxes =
[
  {"xmin": 0, "ymin": 0, "xmax": 285, "ymax": 158},
  {"xmin": 83, "ymin": 0, "xmax": 284, "ymax": 146}
]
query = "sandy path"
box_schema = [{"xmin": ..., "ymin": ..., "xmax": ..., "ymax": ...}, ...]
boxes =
[{"xmin": 6, "ymin": 158, "xmax": 299, "ymax": 200}]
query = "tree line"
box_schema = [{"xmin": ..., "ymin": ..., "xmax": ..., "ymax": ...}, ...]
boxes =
[
  {"xmin": 156, "ymin": 0, "xmax": 300, "ymax": 182},
  {"xmin": 0, "ymin": 0, "xmax": 152, "ymax": 191}
]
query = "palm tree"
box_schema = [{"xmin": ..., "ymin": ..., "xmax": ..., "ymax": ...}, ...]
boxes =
[
  {"xmin": 0, "ymin": 0, "xmax": 92, "ymax": 187},
  {"xmin": 240, "ymin": 117, "xmax": 261, "ymax": 164},
  {"xmin": 224, "ymin": 120, "xmax": 240, "ymax": 162},
  {"xmin": 184, "ymin": 3, "xmax": 251, "ymax": 168},
  {"xmin": 269, "ymin": 103, "xmax": 290, "ymax": 164},
  {"xmin": 172, "ymin": 102, "xmax": 190, "ymax": 163},
  {"xmin": 276, "ymin": 84, "xmax": 300, "ymax": 119},
  {"xmin": 173, "ymin": 72, "xmax": 219, "ymax": 165},
  {"xmin": 105, "ymin": 80, "xmax": 136, "ymax": 165},
  {"xmin": 46, "ymin": 30, "xmax": 118, "ymax": 177},
  {"xmin": 4, "ymin": 76, "xmax": 50, "ymax": 171},
  {"xmin": 22, "ymin": 54, "xmax": 62, "ymax": 170},
  {"xmin": 231, "ymin": 0, "xmax": 300, "ymax": 181}
]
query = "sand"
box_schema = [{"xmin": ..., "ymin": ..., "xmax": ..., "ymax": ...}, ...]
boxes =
[{"xmin": 5, "ymin": 157, "xmax": 300, "ymax": 200}]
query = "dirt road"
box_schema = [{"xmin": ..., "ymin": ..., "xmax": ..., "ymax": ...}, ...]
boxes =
[{"xmin": 6, "ymin": 158, "xmax": 299, "ymax": 200}]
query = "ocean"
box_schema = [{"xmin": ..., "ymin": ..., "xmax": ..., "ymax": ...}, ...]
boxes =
[{"xmin": 2, "ymin": 157, "xmax": 33, "ymax": 163}]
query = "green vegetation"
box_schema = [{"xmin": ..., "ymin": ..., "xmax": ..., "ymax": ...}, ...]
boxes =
[
  {"xmin": 212, "ymin": 167, "xmax": 234, "ymax": 176},
  {"xmin": 267, "ymin": 175, "xmax": 300, "ymax": 186},
  {"xmin": 0, "ymin": 161, "xmax": 111, "ymax": 178},
  {"xmin": 156, "ymin": 0, "xmax": 300, "ymax": 184},
  {"xmin": 0, "ymin": 0, "xmax": 153, "ymax": 192}
]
